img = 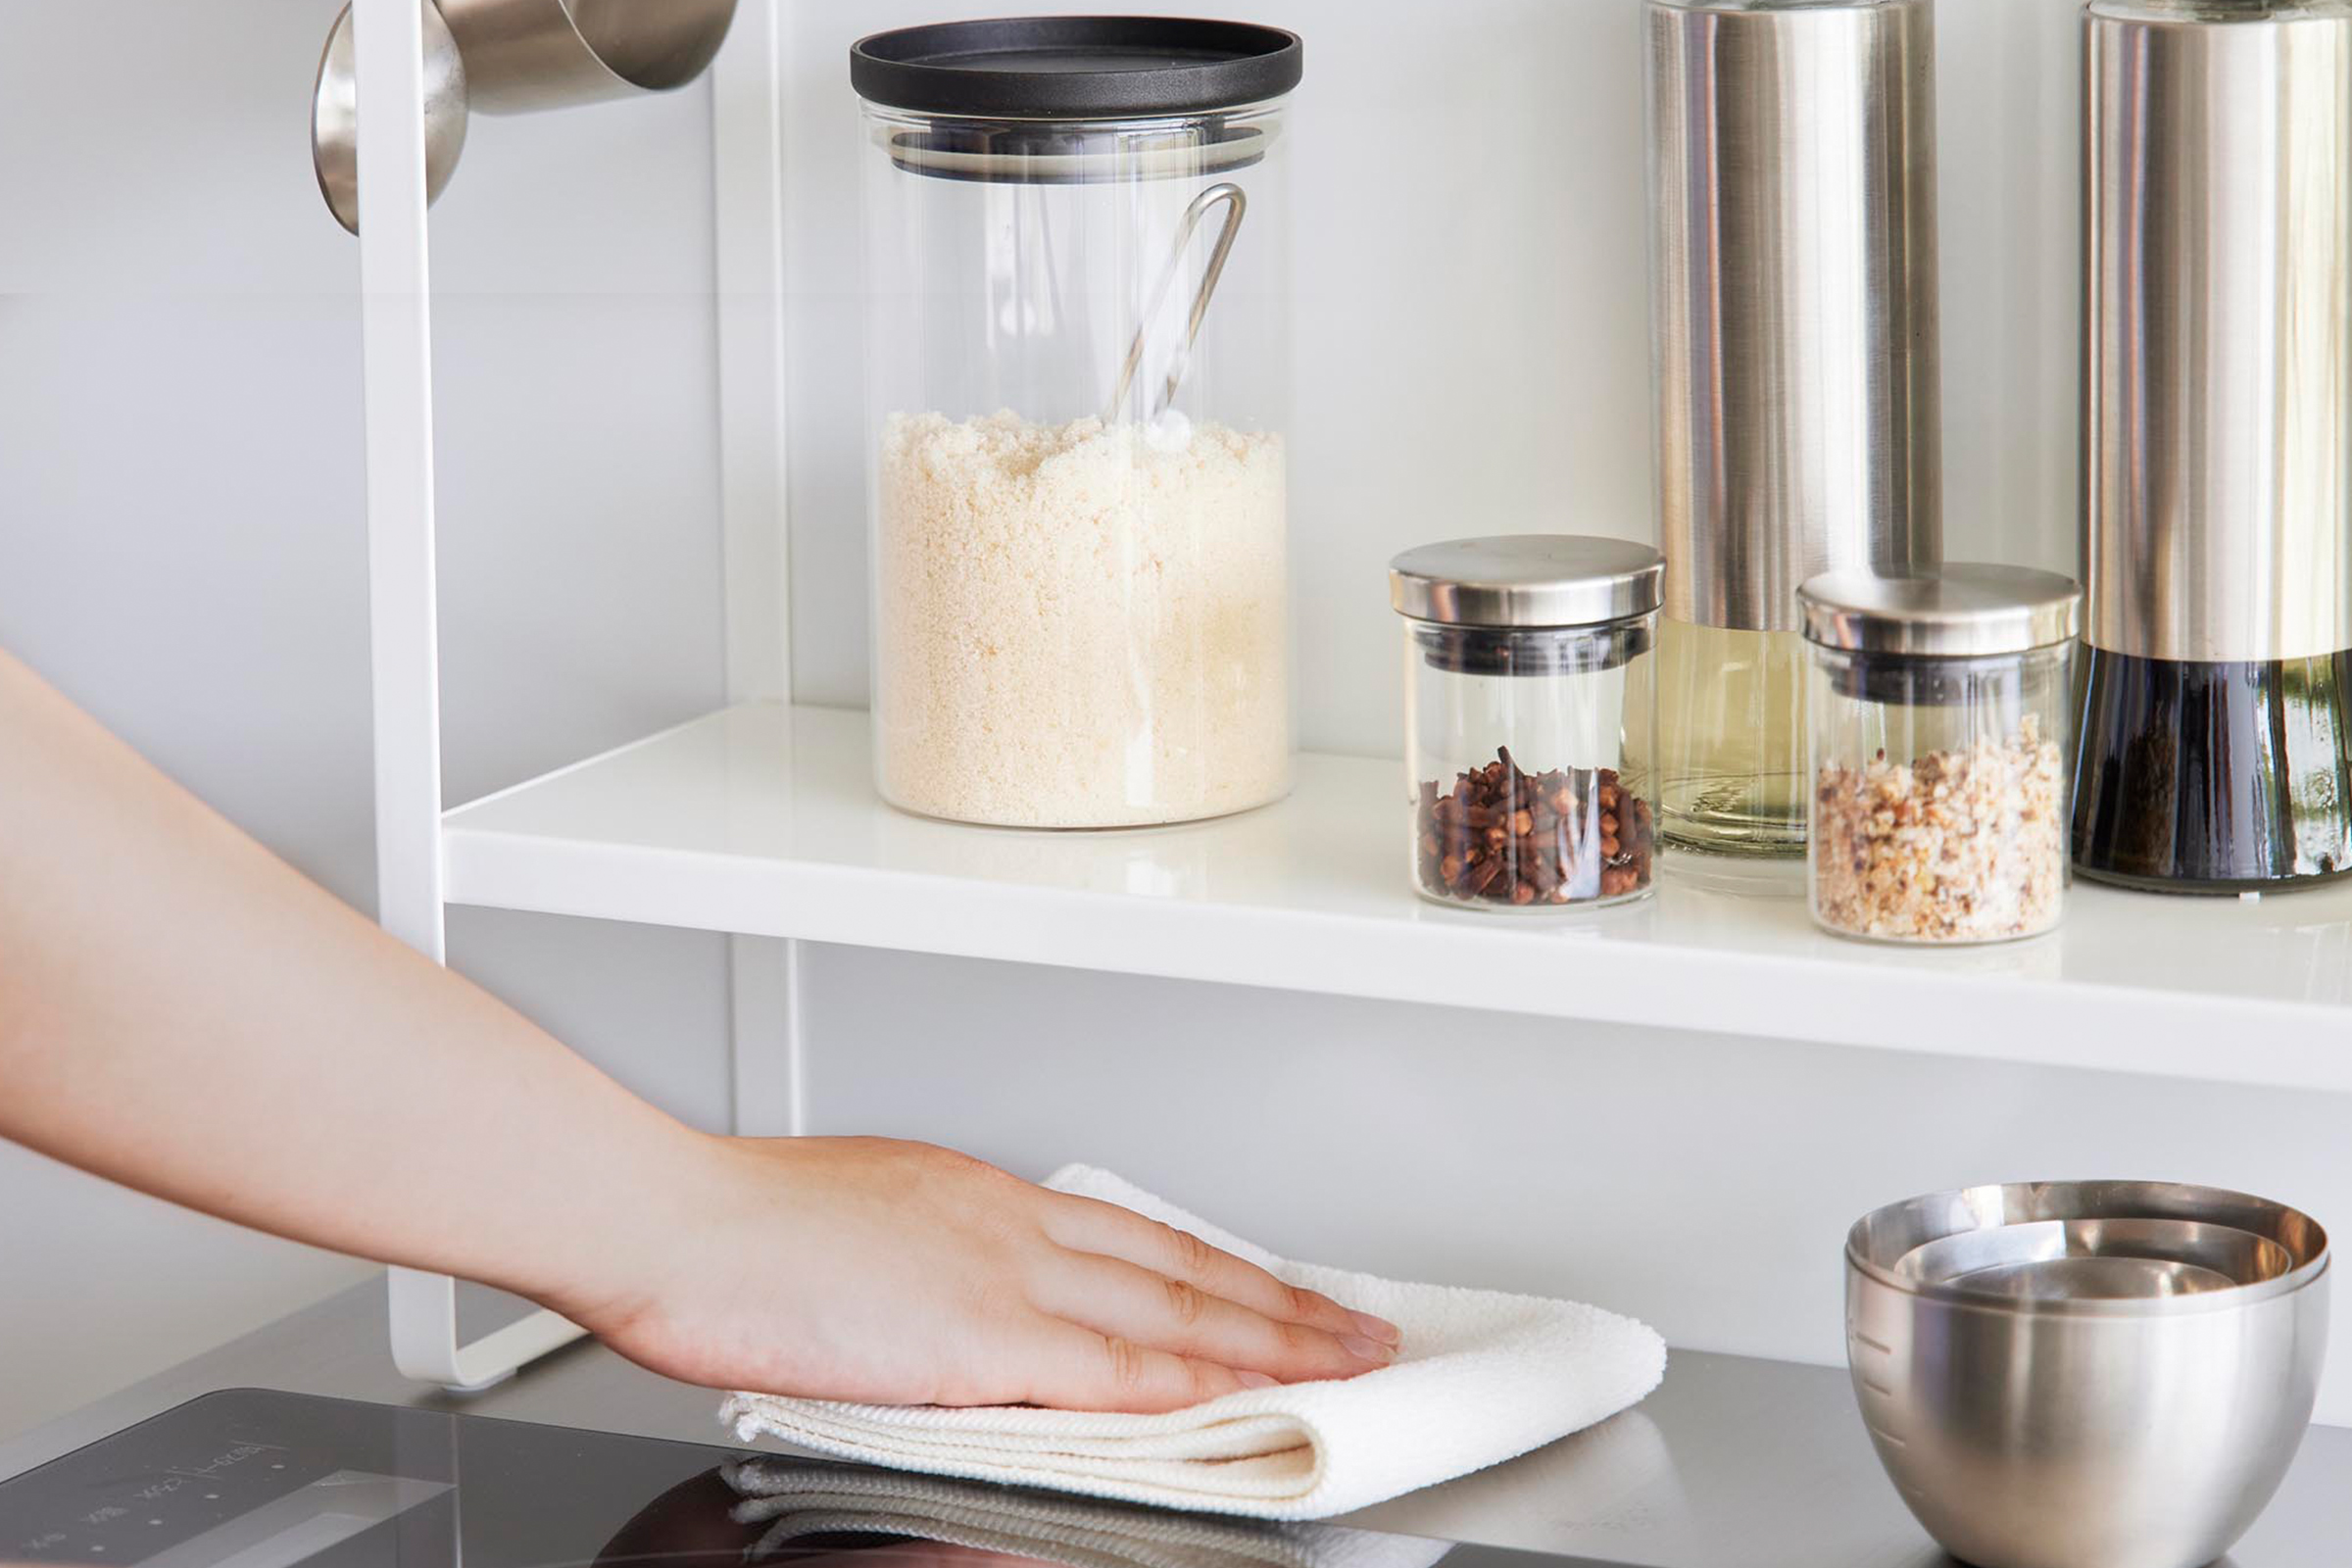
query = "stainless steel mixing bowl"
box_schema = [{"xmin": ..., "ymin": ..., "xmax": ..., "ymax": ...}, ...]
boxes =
[{"xmin": 1846, "ymin": 1182, "xmax": 2329, "ymax": 1568}]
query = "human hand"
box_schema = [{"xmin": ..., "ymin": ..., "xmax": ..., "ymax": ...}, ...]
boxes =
[{"xmin": 556, "ymin": 1136, "xmax": 1401, "ymax": 1414}]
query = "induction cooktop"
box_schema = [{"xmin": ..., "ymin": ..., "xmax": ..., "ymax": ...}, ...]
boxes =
[{"xmin": 0, "ymin": 1392, "xmax": 1609, "ymax": 1568}]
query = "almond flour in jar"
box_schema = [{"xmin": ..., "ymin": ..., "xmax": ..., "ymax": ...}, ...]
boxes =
[
  {"xmin": 1810, "ymin": 718, "xmax": 2068, "ymax": 943},
  {"xmin": 874, "ymin": 411, "xmax": 1291, "ymax": 828}
]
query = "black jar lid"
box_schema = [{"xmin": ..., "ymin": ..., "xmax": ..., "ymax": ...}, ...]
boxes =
[{"xmin": 851, "ymin": 18, "xmax": 1303, "ymax": 120}]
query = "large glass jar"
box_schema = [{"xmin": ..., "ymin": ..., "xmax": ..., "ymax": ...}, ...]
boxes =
[
  {"xmin": 1391, "ymin": 538, "xmax": 1664, "ymax": 911},
  {"xmin": 853, "ymin": 20, "xmax": 1298, "ymax": 828},
  {"xmin": 1798, "ymin": 566, "xmax": 2083, "ymax": 945}
]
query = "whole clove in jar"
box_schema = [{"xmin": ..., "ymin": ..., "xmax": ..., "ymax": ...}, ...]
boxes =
[{"xmin": 1391, "ymin": 536, "xmax": 1664, "ymax": 911}]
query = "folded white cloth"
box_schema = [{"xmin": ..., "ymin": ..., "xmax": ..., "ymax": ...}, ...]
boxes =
[
  {"xmin": 720, "ymin": 1165, "xmax": 1667, "ymax": 1521},
  {"xmin": 722, "ymin": 1457, "xmax": 1456, "ymax": 1568}
]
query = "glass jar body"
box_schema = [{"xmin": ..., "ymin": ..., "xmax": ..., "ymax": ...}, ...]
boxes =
[
  {"xmin": 2072, "ymin": 648, "xmax": 2352, "ymax": 890},
  {"xmin": 1403, "ymin": 618, "xmax": 1660, "ymax": 910},
  {"xmin": 859, "ymin": 101, "xmax": 1294, "ymax": 828},
  {"xmin": 1656, "ymin": 617, "xmax": 1810, "ymax": 858},
  {"xmin": 1806, "ymin": 643, "xmax": 2075, "ymax": 944}
]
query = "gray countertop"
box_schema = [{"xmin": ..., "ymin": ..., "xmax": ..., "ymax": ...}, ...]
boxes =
[{"xmin": 6, "ymin": 1281, "xmax": 2348, "ymax": 1567}]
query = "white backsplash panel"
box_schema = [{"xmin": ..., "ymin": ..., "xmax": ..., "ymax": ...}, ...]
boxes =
[{"xmin": 804, "ymin": 943, "xmax": 2352, "ymax": 1428}]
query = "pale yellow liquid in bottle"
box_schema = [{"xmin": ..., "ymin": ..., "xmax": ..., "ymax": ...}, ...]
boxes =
[{"xmin": 1656, "ymin": 618, "xmax": 1808, "ymax": 858}]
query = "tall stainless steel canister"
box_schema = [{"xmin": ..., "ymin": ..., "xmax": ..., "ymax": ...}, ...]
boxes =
[
  {"xmin": 2076, "ymin": 0, "xmax": 2352, "ymax": 893},
  {"xmin": 1645, "ymin": 0, "xmax": 1943, "ymax": 865}
]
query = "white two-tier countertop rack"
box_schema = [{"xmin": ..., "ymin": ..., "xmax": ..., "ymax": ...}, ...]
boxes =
[{"xmin": 350, "ymin": 0, "xmax": 2352, "ymax": 1394}]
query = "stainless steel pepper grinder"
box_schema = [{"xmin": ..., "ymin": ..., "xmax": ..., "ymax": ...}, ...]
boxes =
[
  {"xmin": 2075, "ymin": 0, "xmax": 2352, "ymax": 893},
  {"xmin": 1645, "ymin": 0, "xmax": 1943, "ymax": 865}
]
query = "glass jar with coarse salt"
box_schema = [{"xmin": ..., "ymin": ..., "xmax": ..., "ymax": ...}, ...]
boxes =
[
  {"xmin": 1390, "ymin": 537, "xmax": 1665, "ymax": 911},
  {"xmin": 1797, "ymin": 565, "xmax": 2083, "ymax": 946}
]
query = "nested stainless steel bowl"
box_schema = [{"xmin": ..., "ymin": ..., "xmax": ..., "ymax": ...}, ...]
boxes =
[{"xmin": 1847, "ymin": 1182, "xmax": 2329, "ymax": 1568}]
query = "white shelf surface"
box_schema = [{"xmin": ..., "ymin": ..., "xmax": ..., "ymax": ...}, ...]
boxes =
[{"xmin": 443, "ymin": 702, "xmax": 2352, "ymax": 1091}]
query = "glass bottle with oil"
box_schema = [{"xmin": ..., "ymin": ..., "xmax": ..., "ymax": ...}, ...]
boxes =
[
  {"xmin": 1655, "ymin": 622, "xmax": 1808, "ymax": 857},
  {"xmin": 1646, "ymin": 0, "xmax": 1944, "ymax": 867}
]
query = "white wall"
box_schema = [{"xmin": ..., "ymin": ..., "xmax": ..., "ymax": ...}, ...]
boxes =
[
  {"xmin": 800, "ymin": 947, "xmax": 2352, "ymax": 1395},
  {"xmin": 0, "ymin": 0, "xmax": 734, "ymax": 1439},
  {"xmin": 2, "ymin": 0, "xmax": 2342, "ymax": 1450}
]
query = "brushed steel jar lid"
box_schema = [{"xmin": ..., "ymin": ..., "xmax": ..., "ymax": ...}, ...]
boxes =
[
  {"xmin": 1799, "ymin": 564, "xmax": 2083, "ymax": 658},
  {"xmin": 1390, "ymin": 536, "xmax": 1665, "ymax": 629}
]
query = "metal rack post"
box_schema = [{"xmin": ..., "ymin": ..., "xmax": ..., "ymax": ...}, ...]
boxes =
[{"xmin": 354, "ymin": 0, "xmax": 795, "ymax": 1389}]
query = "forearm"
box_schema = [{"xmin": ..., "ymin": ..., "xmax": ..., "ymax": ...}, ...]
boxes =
[
  {"xmin": 0, "ymin": 650, "xmax": 705, "ymax": 1312},
  {"xmin": 0, "ymin": 650, "xmax": 1406, "ymax": 1412}
]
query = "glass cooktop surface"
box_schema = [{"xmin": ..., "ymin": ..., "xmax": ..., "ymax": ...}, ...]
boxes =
[{"xmin": 0, "ymin": 1392, "xmax": 1601, "ymax": 1568}]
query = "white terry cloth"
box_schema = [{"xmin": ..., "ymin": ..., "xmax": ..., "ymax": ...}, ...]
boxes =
[
  {"xmin": 720, "ymin": 1166, "xmax": 1667, "ymax": 1521},
  {"xmin": 722, "ymin": 1458, "xmax": 1456, "ymax": 1568}
]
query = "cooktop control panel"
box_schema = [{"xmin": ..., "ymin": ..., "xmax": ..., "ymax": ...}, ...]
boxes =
[{"xmin": 0, "ymin": 1392, "xmax": 724, "ymax": 1568}]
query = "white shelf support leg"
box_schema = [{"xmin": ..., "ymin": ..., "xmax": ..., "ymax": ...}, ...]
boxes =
[
  {"xmin": 711, "ymin": 0, "xmax": 806, "ymax": 1140},
  {"xmin": 728, "ymin": 937, "xmax": 806, "ymax": 1137},
  {"xmin": 713, "ymin": 0, "xmax": 793, "ymax": 710},
  {"xmin": 355, "ymin": 0, "xmax": 583, "ymax": 1390}
]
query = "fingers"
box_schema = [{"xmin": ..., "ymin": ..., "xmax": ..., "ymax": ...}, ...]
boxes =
[
  {"xmin": 1042, "ymin": 1193, "xmax": 1401, "ymax": 1348},
  {"xmin": 1007, "ymin": 1316, "xmax": 1276, "ymax": 1415},
  {"xmin": 1032, "ymin": 1251, "xmax": 1394, "ymax": 1385}
]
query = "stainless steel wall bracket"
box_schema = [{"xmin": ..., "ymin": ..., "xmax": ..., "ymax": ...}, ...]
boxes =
[{"xmin": 312, "ymin": 0, "xmax": 737, "ymax": 234}]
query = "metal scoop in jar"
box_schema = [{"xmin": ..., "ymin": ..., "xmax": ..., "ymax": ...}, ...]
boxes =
[{"xmin": 1105, "ymin": 182, "xmax": 1247, "ymax": 424}]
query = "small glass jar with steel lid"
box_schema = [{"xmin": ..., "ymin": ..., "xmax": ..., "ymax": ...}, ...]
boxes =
[
  {"xmin": 1390, "ymin": 537, "xmax": 1665, "ymax": 911},
  {"xmin": 1797, "ymin": 564, "xmax": 2084, "ymax": 945}
]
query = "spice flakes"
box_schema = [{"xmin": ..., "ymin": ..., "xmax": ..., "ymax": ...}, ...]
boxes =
[{"xmin": 1811, "ymin": 716, "xmax": 2066, "ymax": 944}]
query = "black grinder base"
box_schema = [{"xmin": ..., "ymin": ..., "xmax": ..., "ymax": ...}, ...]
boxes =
[{"xmin": 2071, "ymin": 647, "xmax": 2352, "ymax": 894}]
